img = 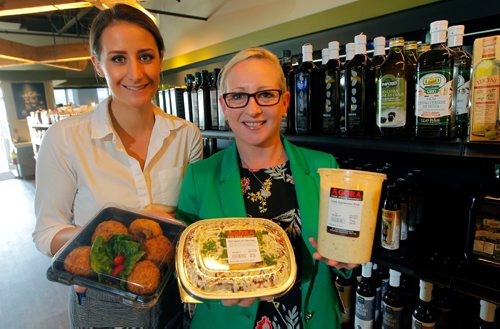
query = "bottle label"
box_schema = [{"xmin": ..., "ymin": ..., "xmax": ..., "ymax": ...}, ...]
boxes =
[
  {"xmin": 378, "ymin": 75, "xmax": 407, "ymax": 127},
  {"xmin": 182, "ymin": 91, "xmax": 192, "ymax": 122},
  {"xmin": 416, "ymin": 71, "xmax": 453, "ymax": 126},
  {"xmin": 412, "ymin": 316, "xmax": 436, "ymax": 328},
  {"xmin": 347, "ymin": 69, "xmax": 363, "ymax": 129},
  {"xmin": 197, "ymin": 90, "xmax": 206, "ymax": 130},
  {"xmin": 209, "ymin": 89, "xmax": 219, "ymax": 129},
  {"xmin": 382, "ymin": 302, "xmax": 403, "ymax": 329},
  {"xmin": 295, "ymin": 72, "xmax": 311, "ymax": 132},
  {"xmin": 326, "ymin": 187, "xmax": 363, "ymax": 237},
  {"xmin": 381, "ymin": 209, "xmax": 401, "ymax": 250},
  {"xmin": 335, "ymin": 282, "xmax": 352, "ymax": 323},
  {"xmin": 190, "ymin": 92, "xmax": 199, "ymax": 126},
  {"xmin": 455, "ymin": 74, "xmax": 470, "ymax": 116},
  {"xmin": 355, "ymin": 294, "xmax": 375, "ymax": 328}
]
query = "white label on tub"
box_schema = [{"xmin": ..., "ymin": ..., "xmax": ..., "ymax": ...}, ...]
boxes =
[{"xmin": 326, "ymin": 187, "xmax": 363, "ymax": 237}]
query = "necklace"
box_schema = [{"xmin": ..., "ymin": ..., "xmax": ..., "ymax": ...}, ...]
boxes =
[{"xmin": 248, "ymin": 169, "xmax": 272, "ymax": 198}]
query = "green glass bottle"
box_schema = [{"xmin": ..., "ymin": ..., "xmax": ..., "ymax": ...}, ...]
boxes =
[{"xmin": 415, "ymin": 20, "xmax": 459, "ymax": 139}]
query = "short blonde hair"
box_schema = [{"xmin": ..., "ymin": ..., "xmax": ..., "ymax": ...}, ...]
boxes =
[{"xmin": 218, "ymin": 47, "xmax": 287, "ymax": 94}]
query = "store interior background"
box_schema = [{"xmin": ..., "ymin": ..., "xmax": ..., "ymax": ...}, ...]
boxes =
[{"xmin": 0, "ymin": 0, "xmax": 499, "ymax": 327}]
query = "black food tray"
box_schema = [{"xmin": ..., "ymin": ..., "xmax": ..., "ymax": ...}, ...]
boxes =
[{"xmin": 46, "ymin": 206, "xmax": 186, "ymax": 308}]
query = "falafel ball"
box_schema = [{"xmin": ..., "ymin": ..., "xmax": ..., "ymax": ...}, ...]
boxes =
[
  {"xmin": 64, "ymin": 246, "xmax": 93, "ymax": 276},
  {"xmin": 127, "ymin": 260, "xmax": 161, "ymax": 295},
  {"xmin": 91, "ymin": 220, "xmax": 129, "ymax": 243},
  {"xmin": 129, "ymin": 218, "xmax": 162, "ymax": 241},
  {"xmin": 143, "ymin": 235, "xmax": 173, "ymax": 268}
]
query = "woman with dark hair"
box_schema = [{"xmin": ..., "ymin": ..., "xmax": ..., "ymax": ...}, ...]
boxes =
[{"xmin": 33, "ymin": 4, "xmax": 202, "ymax": 328}]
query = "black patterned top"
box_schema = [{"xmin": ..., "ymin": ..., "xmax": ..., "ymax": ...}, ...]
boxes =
[{"xmin": 239, "ymin": 161, "xmax": 302, "ymax": 329}]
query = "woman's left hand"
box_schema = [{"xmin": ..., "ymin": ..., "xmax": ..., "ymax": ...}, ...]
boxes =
[{"xmin": 308, "ymin": 237, "xmax": 359, "ymax": 270}]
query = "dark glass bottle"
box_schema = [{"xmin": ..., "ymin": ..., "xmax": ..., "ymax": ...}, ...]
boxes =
[
  {"xmin": 447, "ymin": 25, "xmax": 472, "ymax": 139},
  {"xmin": 355, "ymin": 262, "xmax": 376, "ymax": 328},
  {"xmin": 340, "ymin": 42, "xmax": 355, "ymax": 135},
  {"xmin": 182, "ymin": 73, "xmax": 194, "ymax": 122},
  {"xmin": 377, "ymin": 37, "xmax": 415, "ymax": 137},
  {"xmin": 415, "ymin": 20, "xmax": 458, "ymax": 139},
  {"xmin": 295, "ymin": 43, "xmax": 319, "ymax": 134},
  {"xmin": 345, "ymin": 33, "xmax": 375, "ymax": 136},
  {"xmin": 197, "ymin": 69, "xmax": 211, "ymax": 130},
  {"xmin": 280, "ymin": 50, "xmax": 294, "ymax": 133},
  {"xmin": 381, "ymin": 184, "xmax": 401, "ymax": 251},
  {"xmin": 321, "ymin": 41, "xmax": 342, "ymax": 135},
  {"xmin": 412, "ymin": 280, "xmax": 436, "ymax": 328},
  {"xmin": 382, "ymin": 269, "xmax": 404, "ymax": 329},
  {"xmin": 209, "ymin": 68, "xmax": 220, "ymax": 130},
  {"xmin": 191, "ymin": 72, "xmax": 201, "ymax": 127},
  {"xmin": 477, "ymin": 300, "xmax": 497, "ymax": 329},
  {"xmin": 335, "ymin": 273, "xmax": 356, "ymax": 327},
  {"xmin": 395, "ymin": 178, "xmax": 409, "ymax": 241},
  {"xmin": 405, "ymin": 41, "xmax": 419, "ymax": 70}
]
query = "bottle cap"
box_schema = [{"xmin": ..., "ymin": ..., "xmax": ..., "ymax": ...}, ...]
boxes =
[
  {"xmin": 448, "ymin": 25, "xmax": 464, "ymax": 36},
  {"xmin": 321, "ymin": 48, "xmax": 329, "ymax": 64},
  {"xmin": 328, "ymin": 41, "xmax": 340, "ymax": 51},
  {"xmin": 479, "ymin": 300, "xmax": 497, "ymax": 322},
  {"xmin": 361, "ymin": 262, "xmax": 373, "ymax": 277},
  {"xmin": 345, "ymin": 42, "xmax": 355, "ymax": 60},
  {"xmin": 302, "ymin": 43, "xmax": 313, "ymax": 54},
  {"xmin": 430, "ymin": 20, "xmax": 448, "ymax": 33},
  {"xmin": 374, "ymin": 36, "xmax": 386, "ymax": 47},
  {"xmin": 389, "ymin": 269, "xmax": 401, "ymax": 287},
  {"xmin": 355, "ymin": 33, "xmax": 367, "ymax": 44}
]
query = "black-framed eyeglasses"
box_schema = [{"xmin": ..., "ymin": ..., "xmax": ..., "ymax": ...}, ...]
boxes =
[{"xmin": 222, "ymin": 89, "xmax": 282, "ymax": 109}]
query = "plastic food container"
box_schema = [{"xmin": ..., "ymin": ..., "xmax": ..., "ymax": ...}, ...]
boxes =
[
  {"xmin": 46, "ymin": 206, "xmax": 186, "ymax": 308},
  {"xmin": 176, "ymin": 217, "xmax": 297, "ymax": 303}
]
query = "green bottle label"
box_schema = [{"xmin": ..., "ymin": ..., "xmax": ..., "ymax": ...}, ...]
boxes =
[
  {"xmin": 378, "ymin": 74, "xmax": 407, "ymax": 127},
  {"xmin": 416, "ymin": 70, "xmax": 453, "ymax": 126}
]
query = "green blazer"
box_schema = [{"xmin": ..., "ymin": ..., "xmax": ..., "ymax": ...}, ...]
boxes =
[{"xmin": 176, "ymin": 137, "xmax": 349, "ymax": 329}]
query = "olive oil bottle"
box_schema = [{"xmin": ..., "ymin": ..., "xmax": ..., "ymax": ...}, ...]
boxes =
[
  {"xmin": 345, "ymin": 33, "xmax": 375, "ymax": 136},
  {"xmin": 295, "ymin": 43, "xmax": 319, "ymax": 134},
  {"xmin": 377, "ymin": 37, "xmax": 415, "ymax": 137},
  {"xmin": 415, "ymin": 20, "xmax": 458, "ymax": 139},
  {"xmin": 372, "ymin": 36, "xmax": 387, "ymax": 69},
  {"xmin": 448, "ymin": 25, "xmax": 472, "ymax": 138},
  {"xmin": 280, "ymin": 49, "xmax": 295, "ymax": 133},
  {"xmin": 340, "ymin": 42, "xmax": 355, "ymax": 134},
  {"xmin": 471, "ymin": 37, "xmax": 500, "ymax": 140},
  {"xmin": 321, "ymin": 41, "xmax": 342, "ymax": 135},
  {"xmin": 382, "ymin": 269, "xmax": 404, "ymax": 329}
]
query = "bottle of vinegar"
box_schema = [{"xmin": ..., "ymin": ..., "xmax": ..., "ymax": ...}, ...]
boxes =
[
  {"xmin": 471, "ymin": 36, "xmax": 500, "ymax": 139},
  {"xmin": 321, "ymin": 41, "xmax": 342, "ymax": 135},
  {"xmin": 412, "ymin": 280, "xmax": 436, "ymax": 328},
  {"xmin": 382, "ymin": 269, "xmax": 404, "ymax": 329},
  {"xmin": 355, "ymin": 262, "xmax": 376, "ymax": 328},
  {"xmin": 295, "ymin": 43, "xmax": 319, "ymax": 134},
  {"xmin": 415, "ymin": 20, "xmax": 458, "ymax": 139},
  {"xmin": 448, "ymin": 25, "xmax": 472, "ymax": 139}
]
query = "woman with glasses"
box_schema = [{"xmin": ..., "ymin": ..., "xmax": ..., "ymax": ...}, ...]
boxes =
[{"xmin": 176, "ymin": 47, "xmax": 356, "ymax": 329}]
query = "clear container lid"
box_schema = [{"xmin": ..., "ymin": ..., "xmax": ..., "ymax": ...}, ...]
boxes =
[
  {"xmin": 176, "ymin": 217, "xmax": 297, "ymax": 302},
  {"xmin": 47, "ymin": 206, "xmax": 186, "ymax": 308}
]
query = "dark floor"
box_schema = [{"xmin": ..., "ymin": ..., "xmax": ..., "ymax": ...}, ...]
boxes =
[{"xmin": 0, "ymin": 178, "xmax": 69, "ymax": 329}]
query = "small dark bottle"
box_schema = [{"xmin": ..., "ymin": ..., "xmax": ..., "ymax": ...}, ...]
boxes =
[
  {"xmin": 182, "ymin": 74, "xmax": 194, "ymax": 122},
  {"xmin": 355, "ymin": 262, "xmax": 376, "ymax": 328},
  {"xmin": 339, "ymin": 42, "xmax": 355, "ymax": 135},
  {"xmin": 412, "ymin": 280, "xmax": 436, "ymax": 328},
  {"xmin": 415, "ymin": 20, "xmax": 458, "ymax": 139},
  {"xmin": 321, "ymin": 41, "xmax": 342, "ymax": 135},
  {"xmin": 381, "ymin": 184, "xmax": 401, "ymax": 251},
  {"xmin": 280, "ymin": 50, "xmax": 294, "ymax": 134},
  {"xmin": 209, "ymin": 68, "xmax": 221, "ymax": 130},
  {"xmin": 345, "ymin": 33, "xmax": 375, "ymax": 136},
  {"xmin": 447, "ymin": 25, "xmax": 472, "ymax": 139},
  {"xmin": 335, "ymin": 273, "xmax": 356, "ymax": 327},
  {"xmin": 382, "ymin": 269, "xmax": 404, "ymax": 329},
  {"xmin": 197, "ymin": 69, "xmax": 211, "ymax": 130},
  {"xmin": 295, "ymin": 43, "xmax": 320, "ymax": 134},
  {"xmin": 477, "ymin": 300, "xmax": 497, "ymax": 329},
  {"xmin": 191, "ymin": 72, "xmax": 201, "ymax": 127}
]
